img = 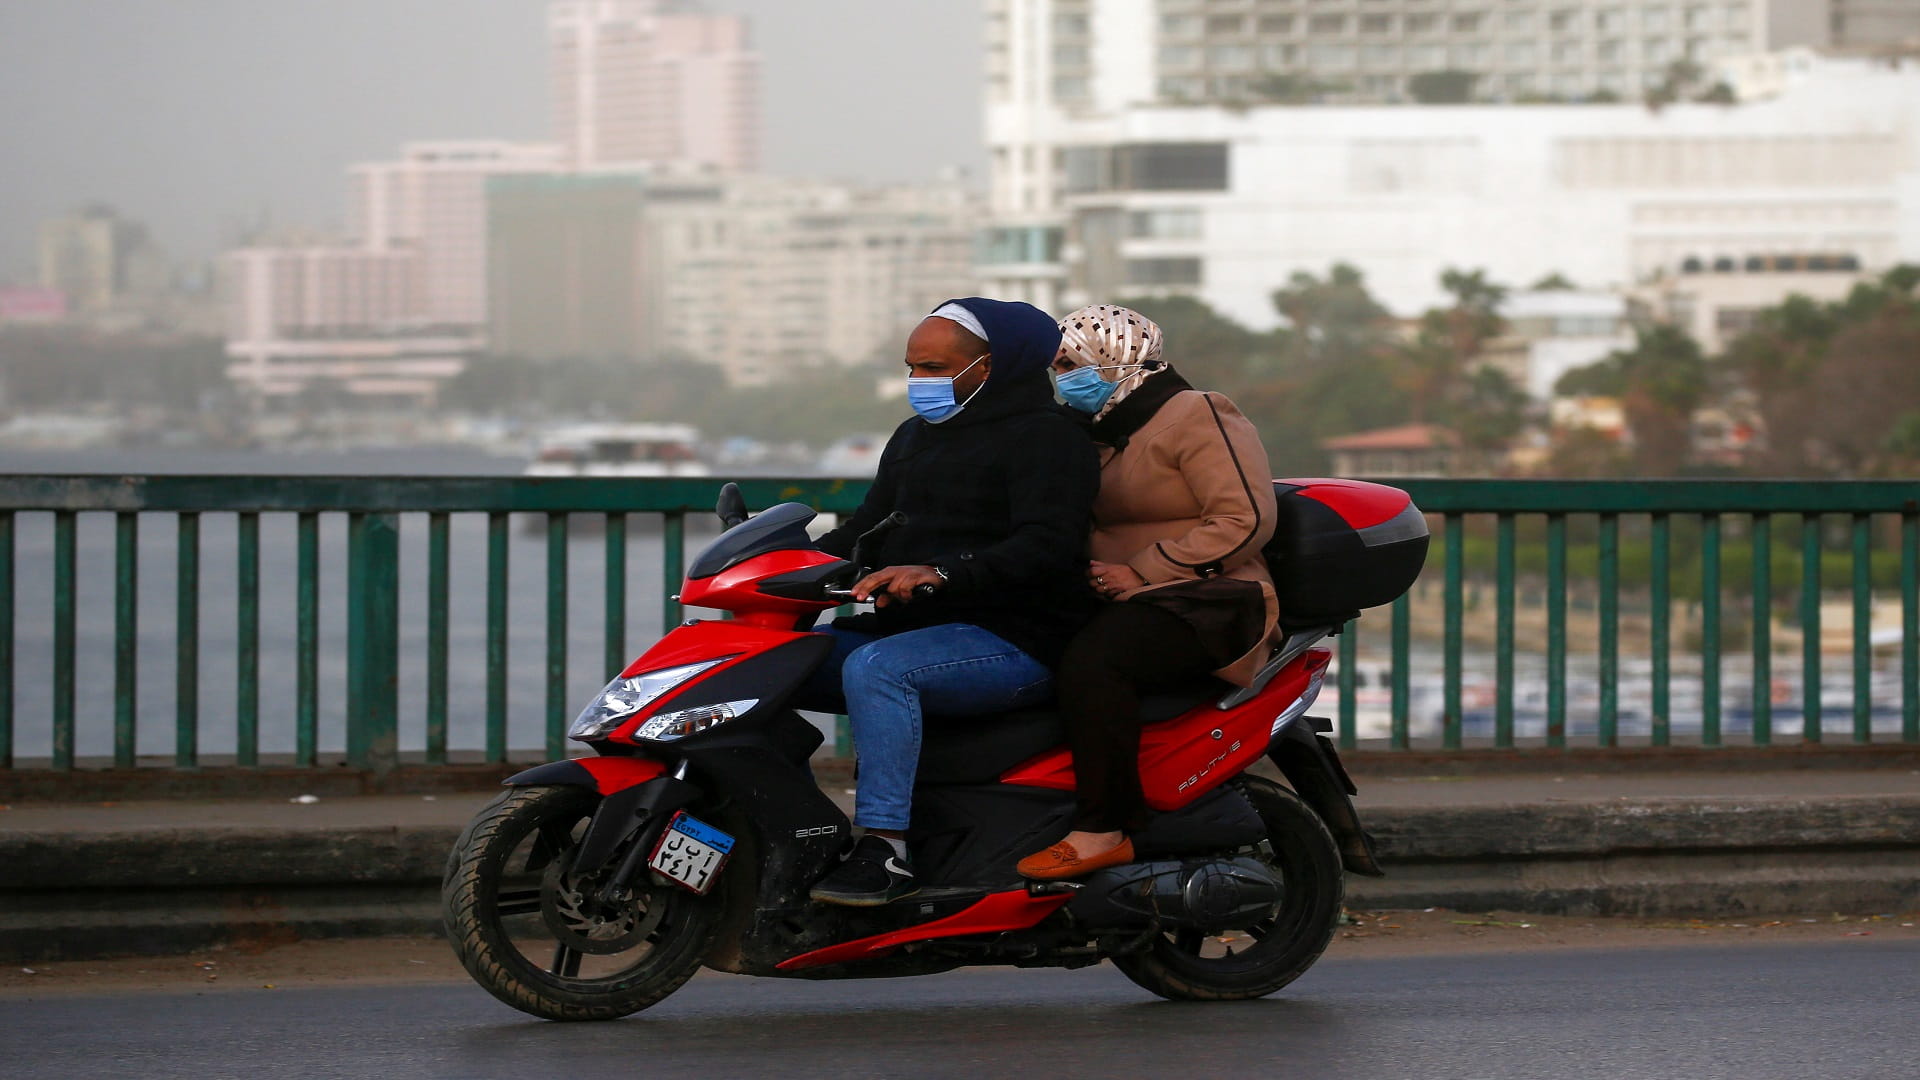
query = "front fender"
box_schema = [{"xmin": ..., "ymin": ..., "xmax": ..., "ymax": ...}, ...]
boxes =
[
  {"xmin": 503, "ymin": 756, "xmax": 667, "ymax": 795},
  {"xmin": 505, "ymin": 758, "xmax": 703, "ymax": 877}
]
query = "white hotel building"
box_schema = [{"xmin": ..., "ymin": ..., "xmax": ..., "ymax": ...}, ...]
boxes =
[{"xmin": 980, "ymin": 0, "xmax": 1920, "ymax": 326}]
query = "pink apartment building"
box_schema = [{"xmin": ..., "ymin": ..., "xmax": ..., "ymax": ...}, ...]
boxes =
[
  {"xmin": 346, "ymin": 141, "xmax": 565, "ymax": 328},
  {"xmin": 222, "ymin": 2, "xmax": 763, "ymax": 399},
  {"xmin": 549, "ymin": 0, "xmax": 760, "ymax": 172}
]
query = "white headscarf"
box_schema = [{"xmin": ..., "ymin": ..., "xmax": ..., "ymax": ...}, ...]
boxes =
[
  {"xmin": 928, "ymin": 301, "xmax": 989, "ymax": 343},
  {"xmin": 1055, "ymin": 304, "xmax": 1166, "ymax": 420}
]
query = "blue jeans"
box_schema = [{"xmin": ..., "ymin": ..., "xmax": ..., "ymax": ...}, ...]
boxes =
[{"xmin": 798, "ymin": 623, "xmax": 1053, "ymax": 832}]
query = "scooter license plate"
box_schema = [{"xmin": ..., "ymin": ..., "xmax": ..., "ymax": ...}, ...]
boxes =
[{"xmin": 647, "ymin": 812, "xmax": 734, "ymax": 895}]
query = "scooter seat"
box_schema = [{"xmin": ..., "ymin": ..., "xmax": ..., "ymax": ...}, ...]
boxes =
[{"xmin": 916, "ymin": 677, "xmax": 1228, "ymax": 786}]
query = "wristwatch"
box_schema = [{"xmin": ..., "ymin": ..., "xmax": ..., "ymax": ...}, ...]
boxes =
[{"xmin": 931, "ymin": 565, "xmax": 952, "ymax": 588}]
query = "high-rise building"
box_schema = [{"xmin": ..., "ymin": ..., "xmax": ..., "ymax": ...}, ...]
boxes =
[
  {"xmin": 989, "ymin": 0, "xmax": 1902, "ymax": 120},
  {"xmin": 978, "ymin": 42, "xmax": 1920, "ymax": 326},
  {"xmin": 646, "ymin": 175, "xmax": 982, "ymax": 384},
  {"xmin": 221, "ymin": 243, "xmax": 481, "ymax": 400},
  {"xmin": 486, "ymin": 171, "xmax": 981, "ymax": 382},
  {"xmin": 487, "ymin": 174, "xmax": 652, "ymax": 360},
  {"xmin": 222, "ymin": 140, "xmax": 559, "ymax": 400},
  {"xmin": 1799, "ymin": 0, "xmax": 1920, "ymax": 51},
  {"xmin": 37, "ymin": 204, "xmax": 168, "ymax": 315},
  {"xmin": 549, "ymin": 0, "xmax": 761, "ymax": 172},
  {"xmin": 346, "ymin": 141, "xmax": 565, "ymax": 327}
]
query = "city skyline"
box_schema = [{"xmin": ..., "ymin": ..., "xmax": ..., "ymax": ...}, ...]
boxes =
[{"xmin": 0, "ymin": 0, "xmax": 985, "ymax": 280}]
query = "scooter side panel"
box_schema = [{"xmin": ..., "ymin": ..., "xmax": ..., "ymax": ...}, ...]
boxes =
[
  {"xmin": 616, "ymin": 619, "xmax": 812, "ymax": 680},
  {"xmin": 997, "ymin": 650, "xmax": 1330, "ymax": 811}
]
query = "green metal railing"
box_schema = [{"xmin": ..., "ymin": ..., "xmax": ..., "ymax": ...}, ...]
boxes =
[
  {"xmin": 0, "ymin": 476, "xmax": 1914, "ymax": 772},
  {"xmin": 1356, "ymin": 480, "xmax": 1920, "ymax": 753},
  {"xmin": 0, "ymin": 476, "xmax": 864, "ymax": 773}
]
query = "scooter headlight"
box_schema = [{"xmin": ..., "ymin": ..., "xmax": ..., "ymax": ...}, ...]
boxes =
[
  {"xmin": 632, "ymin": 698, "xmax": 759, "ymax": 742},
  {"xmin": 568, "ymin": 658, "xmax": 734, "ymax": 741}
]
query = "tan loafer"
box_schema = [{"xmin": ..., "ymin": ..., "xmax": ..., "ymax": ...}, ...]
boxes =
[{"xmin": 1015, "ymin": 837, "xmax": 1135, "ymax": 880}]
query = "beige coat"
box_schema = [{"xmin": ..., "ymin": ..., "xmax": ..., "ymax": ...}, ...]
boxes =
[{"xmin": 1089, "ymin": 389, "xmax": 1279, "ymax": 686}]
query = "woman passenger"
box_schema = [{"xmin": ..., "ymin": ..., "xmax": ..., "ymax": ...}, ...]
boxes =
[{"xmin": 1015, "ymin": 304, "xmax": 1280, "ymax": 880}]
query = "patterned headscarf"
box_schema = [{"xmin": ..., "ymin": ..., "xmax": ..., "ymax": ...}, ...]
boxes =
[{"xmin": 1055, "ymin": 304, "xmax": 1166, "ymax": 420}]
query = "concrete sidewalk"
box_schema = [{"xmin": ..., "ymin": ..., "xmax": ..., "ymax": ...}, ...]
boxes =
[
  {"xmin": 2, "ymin": 764, "xmax": 1916, "ymax": 964},
  {"xmin": 4, "ymin": 764, "xmax": 1913, "ymax": 832}
]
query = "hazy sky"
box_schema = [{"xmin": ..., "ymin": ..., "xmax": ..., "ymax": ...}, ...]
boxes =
[{"xmin": 0, "ymin": 0, "xmax": 985, "ymax": 279}]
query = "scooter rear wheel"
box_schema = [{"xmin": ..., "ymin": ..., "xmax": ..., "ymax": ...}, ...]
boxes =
[
  {"xmin": 442, "ymin": 785, "xmax": 722, "ymax": 1021},
  {"xmin": 1111, "ymin": 775, "xmax": 1344, "ymax": 1001}
]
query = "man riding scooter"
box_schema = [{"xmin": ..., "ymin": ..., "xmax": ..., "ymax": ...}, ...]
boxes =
[{"xmin": 800, "ymin": 297, "xmax": 1100, "ymax": 907}]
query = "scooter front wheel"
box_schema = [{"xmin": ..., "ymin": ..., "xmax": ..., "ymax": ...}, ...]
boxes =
[
  {"xmin": 442, "ymin": 785, "xmax": 722, "ymax": 1021},
  {"xmin": 1111, "ymin": 775, "xmax": 1344, "ymax": 1001}
]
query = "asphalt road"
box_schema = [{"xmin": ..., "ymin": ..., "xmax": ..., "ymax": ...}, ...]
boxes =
[{"xmin": 4, "ymin": 941, "xmax": 1915, "ymax": 1080}]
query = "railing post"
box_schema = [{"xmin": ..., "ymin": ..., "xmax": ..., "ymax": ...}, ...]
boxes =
[
  {"xmin": 1546, "ymin": 513, "xmax": 1566, "ymax": 749},
  {"xmin": 52, "ymin": 511, "xmax": 76, "ymax": 771},
  {"xmin": 1904, "ymin": 511, "xmax": 1918, "ymax": 745},
  {"xmin": 176, "ymin": 512, "xmax": 200, "ymax": 768},
  {"xmin": 346, "ymin": 511, "xmax": 401, "ymax": 773},
  {"xmin": 296, "ymin": 512, "xmax": 320, "ymax": 767},
  {"xmin": 1442, "ymin": 514, "xmax": 1463, "ymax": 750},
  {"xmin": 1852, "ymin": 513, "xmax": 1872, "ymax": 743},
  {"xmin": 426, "ymin": 512, "xmax": 450, "ymax": 766},
  {"xmin": 114, "ymin": 512, "xmax": 138, "ymax": 768},
  {"xmin": 0, "ymin": 512, "xmax": 14, "ymax": 770},
  {"xmin": 1751, "ymin": 512, "xmax": 1772, "ymax": 747},
  {"xmin": 1702, "ymin": 514, "xmax": 1722, "ymax": 747},
  {"xmin": 546, "ymin": 512, "xmax": 570, "ymax": 761},
  {"xmin": 486, "ymin": 512, "xmax": 510, "ymax": 764},
  {"xmin": 605, "ymin": 512, "xmax": 628, "ymax": 680},
  {"xmin": 1337, "ymin": 619, "xmax": 1358, "ymax": 751},
  {"xmin": 1390, "ymin": 591, "xmax": 1411, "ymax": 750},
  {"xmin": 1598, "ymin": 512, "xmax": 1619, "ymax": 748},
  {"xmin": 1801, "ymin": 514, "xmax": 1822, "ymax": 744},
  {"xmin": 1651, "ymin": 512, "xmax": 1671, "ymax": 747},
  {"xmin": 661, "ymin": 511, "xmax": 686, "ymax": 633},
  {"xmin": 1494, "ymin": 513, "xmax": 1515, "ymax": 749}
]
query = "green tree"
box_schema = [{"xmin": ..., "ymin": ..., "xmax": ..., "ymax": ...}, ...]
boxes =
[
  {"xmin": 1446, "ymin": 366, "xmax": 1531, "ymax": 453},
  {"xmin": 1109, "ymin": 293, "xmax": 1265, "ymax": 393},
  {"xmin": 1393, "ymin": 267, "xmax": 1507, "ymax": 422},
  {"xmin": 1246, "ymin": 73, "xmax": 1331, "ymax": 105},
  {"xmin": 1718, "ymin": 266, "xmax": 1920, "ymax": 474},
  {"xmin": 1408, "ymin": 70, "xmax": 1477, "ymax": 104},
  {"xmin": 0, "ymin": 329, "xmax": 229, "ymax": 413},
  {"xmin": 1556, "ymin": 322, "xmax": 1708, "ymax": 475},
  {"xmin": 1270, "ymin": 262, "xmax": 1395, "ymax": 369}
]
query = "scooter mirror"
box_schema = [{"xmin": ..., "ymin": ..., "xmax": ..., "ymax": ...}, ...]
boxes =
[{"xmin": 716, "ymin": 483, "xmax": 749, "ymax": 529}]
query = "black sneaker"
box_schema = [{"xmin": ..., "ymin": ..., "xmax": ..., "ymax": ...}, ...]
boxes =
[{"xmin": 808, "ymin": 835, "xmax": 920, "ymax": 907}]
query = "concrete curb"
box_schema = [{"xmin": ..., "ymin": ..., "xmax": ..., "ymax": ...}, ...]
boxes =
[
  {"xmin": 1348, "ymin": 795, "xmax": 1920, "ymax": 917},
  {"xmin": 6, "ymin": 794, "xmax": 1917, "ymax": 964}
]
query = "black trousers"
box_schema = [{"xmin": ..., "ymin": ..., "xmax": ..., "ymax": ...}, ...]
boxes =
[{"xmin": 1055, "ymin": 600, "xmax": 1216, "ymax": 832}]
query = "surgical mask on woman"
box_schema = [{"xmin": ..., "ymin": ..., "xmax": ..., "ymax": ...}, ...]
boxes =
[
  {"xmin": 1053, "ymin": 363, "xmax": 1139, "ymax": 415},
  {"xmin": 907, "ymin": 354, "xmax": 988, "ymax": 423}
]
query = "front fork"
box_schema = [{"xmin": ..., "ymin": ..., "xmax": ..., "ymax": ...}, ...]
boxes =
[{"xmin": 504, "ymin": 756, "xmax": 704, "ymax": 902}]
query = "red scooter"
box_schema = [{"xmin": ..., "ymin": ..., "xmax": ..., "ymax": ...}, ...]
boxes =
[{"xmin": 443, "ymin": 480, "xmax": 1425, "ymax": 1021}]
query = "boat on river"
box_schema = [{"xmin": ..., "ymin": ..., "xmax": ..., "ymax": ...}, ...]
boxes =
[{"xmin": 522, "ymin": 423, "xmax": 710, "ymax": 479}]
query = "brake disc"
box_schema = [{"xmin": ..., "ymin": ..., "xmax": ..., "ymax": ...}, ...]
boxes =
[{"xmin": 539, "ymin": 858, "xmax": 668, "ymax": 955}]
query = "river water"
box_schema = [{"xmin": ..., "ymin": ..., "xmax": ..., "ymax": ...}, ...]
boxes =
[
  {"xmin": 1, "ymin": 447, "xmax": 1909, "ymax": 760},
  {"xmin": 1, "ymin": 446, "xmax": 737, "ymax": 762}
]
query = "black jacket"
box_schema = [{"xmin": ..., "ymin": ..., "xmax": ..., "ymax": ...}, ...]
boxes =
[{"xmin": 816, "ymin": 372, "xmax": 1100, "ymax": 668}]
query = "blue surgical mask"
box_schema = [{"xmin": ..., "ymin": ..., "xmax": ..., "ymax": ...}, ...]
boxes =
[
  {"xmin": 1053, "ymin": 364, "xmax": 1121, "ymax": 415},
  {"xmin": 906, "ymin": 354, "xmax": 988, "ymax": 424}
]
